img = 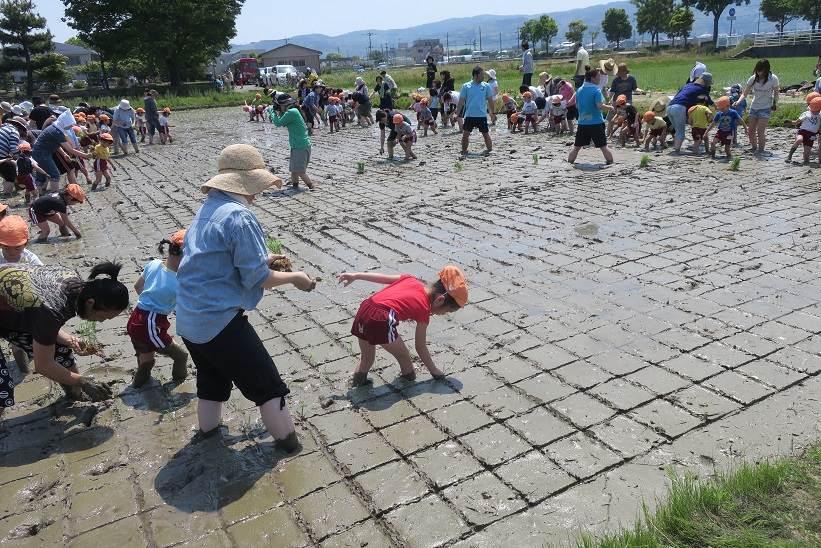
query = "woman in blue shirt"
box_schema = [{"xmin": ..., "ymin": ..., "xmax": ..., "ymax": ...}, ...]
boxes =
[
  {"xmin": 175, "ymin": 144, "xmax": 315, "ymax": 452},
  {"xmin": 568, "ymin": 68, "xmax": 615, "ymax": 165},
  {"xmin": 668, "ymin": 73, "xmax": 714, "ymax": 152},
  {"xmin": 112, "ymin": 99, "xmax": 139, "ymax": 155}
]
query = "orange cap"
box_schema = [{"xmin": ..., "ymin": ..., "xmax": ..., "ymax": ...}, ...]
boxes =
[
  {"xmin": 162, "ymin": 107, "xmax": 171, "ymax": 114},
  {"xmin": 616, "ymin": 94, "xmax": 627, "ymax": 105},
  {"xmin": 806, "ymin": 92, "xmax": 820, "ymax": 104},
  {"xmin": 502, "ymin": 93, "xmax": 510, "ymax": 102},
  {"xmin": 438, "ymin": 265, "xmax": 468, "ymax": 307},
  {"xmin": 392, "ymin": 113, "xmax": 404, "ymax": 124},
  {"xmin": 0, "ymin": 215, "xmax": 30, "ymax": 246},
  {"xmin": 810, "ymin": 97, "xmax": 821, "ymax": 113},
  {"xmin": 642, "ymin": 111, "xmax": 655, "ymax": 123},
  {"xmin": 511, "ymin": 112, "xmax": 519, "ymax": 123},
  {"xmin": 75, "ymin": 112, "xmax": 87, "ymax": 119},
  {"xmin": 421, "ymin": 98, "xmax": 429, "ymax": 105},
  {"xmin": 523, "ymin": 91, "xmax": 532, "ymax": 100},
  {"xmin": 66, "ymin": 183, "xmax": 86, "ymax": 203},
  {"xmin": 715, "ymin": 96, "xmax": 730, "ymax": 109},
  {"xmin": 99, "ymin": 114, "xmax": 110, "ymax": 122},
  {"xmin": 136, "ymin": 107, "xmax": 145, "ymax": 114},
  {"xmin": 18, "ymin": 142, "xmax": 31, "ymax": 152},
  {"xmin": 169, "ymin": 229, "xmax": 186, "ymax": 247},
  {"xmin": 87, "ymin": 114, "xmax": 96, "ymax": 122},
  {"xmin": 100, "ymin": 132, "xmax": 114, "ymax": 142}
]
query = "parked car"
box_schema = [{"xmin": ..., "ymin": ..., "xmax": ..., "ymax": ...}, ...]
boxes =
[
  {"xmin": 275, "ymin": 64, "xmax": 298, "ymax": 85},
  {"xmin": 471, "ymin": 50, "xmax": 489, "ymax": 61},
  {"xmin": 353, "ymin": 64, "xmax": 365, "ymax": 73},
  {"xmin": 376, "ymin": 62, "xmax": 389, "ymax": 69},
  {"xmin": 552, "ymin": 41, "xmax": 577, "ymax": 56}
]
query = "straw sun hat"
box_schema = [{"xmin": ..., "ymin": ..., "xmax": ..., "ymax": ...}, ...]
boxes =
[{"xmin": 201, "ymin": 144, "xmax": 283, "ymax": 195}]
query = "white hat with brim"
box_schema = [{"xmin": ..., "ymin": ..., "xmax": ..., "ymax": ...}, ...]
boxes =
[
  {"xmin": 201, "ymin": 144, "xmax": 283, "ymax": 195},
  {"xmin": 487, "ymin": 69, "xmax": 496, "ymax": 79},
  {"xmin": 0, "ymin": 102, "xmax": 11, "ymax": 113},
  {"xmin": 118, "ymin": 99, "xmax": 131, "ymax": 110},
  {"xmin": 599, "ymin": 58, "xmax": 616, "ymax": 75}
]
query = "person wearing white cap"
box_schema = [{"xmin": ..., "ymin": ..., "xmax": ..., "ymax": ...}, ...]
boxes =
[
  {"xmin": 0, "ymin": 102, "xmax": 11, "ymax": 114},
  {"xmin": 486, "ymin": 68, "xmax": 499, "ymax": 125},
  {"xmin": 112, "ymin": 99, "xmax": 139, "ymax": 155},
  {"xmin": 175, "ymin": 144, "xmax": 315, "ymax": 452}
]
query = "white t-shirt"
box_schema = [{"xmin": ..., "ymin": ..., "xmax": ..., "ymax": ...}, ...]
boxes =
[
  {"xmin": 527, "ymin": 86, "xmax": 544, "ymax": 99},
  {"xmin": 798, "ymin": 110, "xmax": 821, "ymax": 133},
  {"xmin": 445, "ymin": 91, "xmax": 460, "ymax": 105},
  {"xmin": 745, "ymin": 73, "xmax": 779, "ymax": 110},
  {"xmin": 598, "ymin": 74, "xmax": 609, "ymax": 95},
  {"xmin": 489, "ymin": 79, "xmax": 499, "ymax": 100},
  {"xmin": 575, "ymin": 47, "xmax": 589, "ymax": 76},
  {"xmin": 159, "ymin": 116, "xmax": 169, "ymax": 127},
  {"xmin": 0, "ymin": 249, "xmax": 43, "ymax": 266}
]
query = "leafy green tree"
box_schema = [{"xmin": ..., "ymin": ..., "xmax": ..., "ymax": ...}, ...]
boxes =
[
  {"xmin": 796, "ymin": 0, "xmax": 820, "ymax": 29},
  {"xmin": 0, "ymin": 0, "xmax": 55, "ymax": 96},
  {"xmin": 326, "ymin": 52, "xmax": 343, "ymax": 61},
  {"xmin": 668, "ymin": 5, "xmax": 695, "ymax": 47},
  {"xmin": 602, "ymin": 8, "xmax": 633, "ymax": 48},
  {"xmin": 534, "ymin": 15, "xmax": 559, "ymax": 53},
  {"xmin": 566, "ymin": 19, "xmax": 588, "ymax": 43},
  {"xmin": 683, "ymin": 0, "xmax": 750, "ymax": 46},
  {"xmin": 760, "ymin": 0, "xmax": 800, "ymax": 34},
  {"xmin": 64, "ymin": 35, "xmax": 89, "ymax": 47},
  {"xmin": 35, "ymin": 52, "xmax": 71, "ymax": 90},
  {"xmin": 633, "ymin": 0, "xmax": 674, "ymax": 46},
  {"xmin": 519, "ymin": 19, "xmax": 537, "ymax": 45},
  {"xmin": 62, "ymin": 0, "xmax": 133, "ymax": 90},
  {"xmin": 368, "ymin": 49, "xmax": 385, "ymax": 62}
]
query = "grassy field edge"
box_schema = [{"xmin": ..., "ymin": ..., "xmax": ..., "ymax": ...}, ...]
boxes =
[{"xmin": 574, "ymin": 442, "xmax": 820, "ymax": 548}]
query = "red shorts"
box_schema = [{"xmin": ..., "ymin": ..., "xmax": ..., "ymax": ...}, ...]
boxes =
[
  {"xmin": 329, "ymin": 115, "xmax": 337, "ymax": 124},
  {"xmin": 127, "ymin": 307, "xmax": 173, "ymax": 352},
  {"xmin": 715, "ymin": 130, "xmax": 733, "ymax": 145},
  {"xmin": 80, "ymin": 136, "xmax": 92, "ymax": 147},
  {"xmin": 15, "ymin": 173, "xmax": 35, "ymax": 192},
  {"xmin": 650, "ymin": 127, "xmax": 664, "ymax": 137},
  {"xmin": 351, "ymin": 298, "xmax": 398, "ymax": 346},
  {"xmin": 691, "ymin": 127, "xmax": 706, "ymax": 141},
  {"xmin": 798, "ymin": 129, "xmax": 818, "ymax": 144},
  {"xmin": 552, "ymin": 116, "xmax": 565, "ymax": 125},
  {"xmin": 93, "ymin": 159, "xmax": 108, "ymax": 172},
  {"xmin": 525, "ymin": 114, "xmax": 537, "ymax": 123}
]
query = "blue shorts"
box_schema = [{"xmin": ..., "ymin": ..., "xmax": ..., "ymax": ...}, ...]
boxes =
[{"xmin": 749, "ymin": 108, "xmax": 772, "ymax": 119}]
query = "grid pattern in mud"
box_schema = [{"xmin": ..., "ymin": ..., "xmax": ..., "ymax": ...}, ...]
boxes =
[{"xmin": 0, "ymin": 107, "xmax": 819, "ymax": 547}]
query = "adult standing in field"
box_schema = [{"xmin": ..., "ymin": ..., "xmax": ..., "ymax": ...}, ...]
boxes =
[
  {"xmin": 734, "ymin": 59, "xmax": 779, "ymax": 154},
  {"xmin": 143, "ymin": 89, "xmax": 161, "ymax": 145},
  {"xmin": 520, "ymin": 42, "xmax": 534, "ymax": 87},
  {"xmin": 175, "ymin": 144, "xmax": 315, "ymax": 450},
  {"xmin": 372, "ymin": 76, "xmax": 394, "ymax": 111},
  {"xmin": 668, "ymin": 73, "xmax": 714, "ymax": 153},
  {"xmin": 352, "ymin": 77, "xmax": 373, "ymax": 126},
  {"xmin": 112, "ymin": 99, "xmax": 139, "ymax": 155},
  {"xmin": 456, "ymin": 66, "xmax": 495, "ymax": 159},
  {"xmin": 425, "ymin": 55, "xmax": 437, "ymax": 89},
  {"xmin": 609, "ymin": 63, "xmax": 641, "ymax": 105},
  {"xmin": 380, "ymin": 70, "xmax": 398, "ymax": 98},
  {"xmin": 568, "ymin": 68, "xmax": 614, "ymax": 165},
  {"xmin": 440, "ymin": 71, "xmax": 455, "ymax": 128},
  {"xmin": 573, "ymin": 42, "xmax": 589, "ymax": 89}
]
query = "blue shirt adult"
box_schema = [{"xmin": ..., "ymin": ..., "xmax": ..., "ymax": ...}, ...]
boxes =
[
  {"xmin": 113, "ymin": 106, "xmax": 135, "ymax": 128},
  {"xmin": 575, "ymin": 82, "xmax": 606, "ymax": 125},
  {"xmin": 669, "ymin": 82, "xmax": 714, "ymax": 109},
  {"xmin": 459, "ymin": 80, "xmax": 493, "ymax": 118},
  {"xmin": 176, "ymin": 190, "xmax": 270, "ymax": 344},
  {"xmin": 31, "ymin": 124, "xmax": 67, "ymax": 183}
]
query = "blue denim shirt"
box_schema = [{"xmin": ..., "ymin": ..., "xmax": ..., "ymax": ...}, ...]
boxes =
[{"xmin": 176, "ymin": 191, "xmax": 270, "ymax": 344}]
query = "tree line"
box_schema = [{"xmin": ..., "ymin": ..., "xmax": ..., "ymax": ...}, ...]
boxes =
[
  {"xmin": 0, "ymin": 0, "xmax": 245, "ymax": 96},
  {"xmin": 519, "ymin": 0, "xmax": 820, "ymax": 54}
]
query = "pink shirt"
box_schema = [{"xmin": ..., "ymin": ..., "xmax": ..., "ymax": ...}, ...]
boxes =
[{"xmin": 559, "ymin": 82, "xmax": 576, "ymax": 107}]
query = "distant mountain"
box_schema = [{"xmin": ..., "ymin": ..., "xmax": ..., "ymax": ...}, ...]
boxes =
[{"xmin": 231, "ymin": 0, "xmax": 781, "ymax": 57}]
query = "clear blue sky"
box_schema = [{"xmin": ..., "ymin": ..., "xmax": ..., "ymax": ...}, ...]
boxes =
[{"xmin": 35, "ymin": 0, "xmax": 604, "ymax": 44}]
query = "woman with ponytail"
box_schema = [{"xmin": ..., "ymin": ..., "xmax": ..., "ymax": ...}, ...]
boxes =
[
  {"xmin": 0, "ymin": 261, "xmax": 129, "ymax": 415},
  {"xmin": 126, "ymin": 229, "xmax": 189, "ymax": 388}
]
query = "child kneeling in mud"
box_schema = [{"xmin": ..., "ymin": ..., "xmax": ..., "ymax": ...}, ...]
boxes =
[{"xmin": 340, "ymin": 266, "xmax": 468, "ymax": 386}]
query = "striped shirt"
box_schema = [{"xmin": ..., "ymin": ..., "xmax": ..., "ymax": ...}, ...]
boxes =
[{"xmin": 0, "ymin": 124, "xmax": 21, "ymax": 158}]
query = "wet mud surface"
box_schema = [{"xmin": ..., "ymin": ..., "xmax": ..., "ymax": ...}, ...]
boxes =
[{"xmin": 1, "ymin": 107, "xmax": 820, "ymax": 547}]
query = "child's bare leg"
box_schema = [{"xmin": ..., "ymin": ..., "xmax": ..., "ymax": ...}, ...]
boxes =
[
  {"xmin": 104, "ymin": 172, "xmax": 112, "ymax": 187},
  {"xmin": 132, "ymin": 351, "xmax": 156, "ymax": 388},
  {"xmin": 351, "ymin": 339, "xmax": 376, "ymax": 386},
  {"xmin": 381, "ymin": 337, "xmax": 416, "ymax": 380},
  {"xmin": 34, "ymin": 221, "xmax": 50, "ymax": 242},
  {"xmin": 803, "ymin": 145, "xmax": 811, "ymax": 164},
  {"xmin": 92, "ymin": 171, "xmax": 102, "ymax": 190}
]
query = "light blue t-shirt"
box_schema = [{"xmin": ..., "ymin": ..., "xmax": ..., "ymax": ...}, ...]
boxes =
[
  {"xmin": 575, "ymin": 82, "xmax": 605, "ymax": 126},
  {"xmin": 176, "ymin": 191, "xmax": 270, "ymax": 344},
  {"xmin": 136, "ymin": 259, "xmax": 179, "ymax": 315},
  {"xmin": 459, "ymin": 80, "xmax": 493, "ymax": 118}
]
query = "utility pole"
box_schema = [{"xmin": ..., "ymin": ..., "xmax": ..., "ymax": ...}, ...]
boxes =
[
  {"xmin": 499, "ymin": 32, "xmax": 502, "ymax": 52},
  {"xmin": 366, "ymin": 32, "xmax": 374, "ymax": 60},
  {"xmin": 479, "ymin": 26, "xmax": 482, "ymax": 50},
  {"xmin": 446, "ymin": 33, "xmax": 449, "ymax": 60}
]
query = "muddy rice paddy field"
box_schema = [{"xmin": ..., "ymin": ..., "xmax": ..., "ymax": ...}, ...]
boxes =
[{"xmin": 1, "ymin": 106, "xmax": 820, "ymax": 547}]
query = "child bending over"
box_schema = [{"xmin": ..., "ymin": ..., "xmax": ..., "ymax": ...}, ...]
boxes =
[
  {"xmin": 340, "ymin": 266, "xmax": 468, "ymax": 386},
  {"xmin": 641, "ymin": 111, "xmax": 667, "ymax": 150},
  {"xmin": 786, "ymin": 97, "xmax": 821, "ymax": 164}
]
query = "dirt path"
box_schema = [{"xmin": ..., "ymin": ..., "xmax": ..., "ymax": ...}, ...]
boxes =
[{"xmin": 0, "ymin": 107, "xmax": 819, "ymax": 547}]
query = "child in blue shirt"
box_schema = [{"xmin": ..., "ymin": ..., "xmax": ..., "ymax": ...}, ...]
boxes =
[
  {"xmin": 126, "ymin": 229, "xmax": 189, "ymax": 387},
  {"xmin": 707, "ymin": 96, "xmax": 747, "ymax": 159}
]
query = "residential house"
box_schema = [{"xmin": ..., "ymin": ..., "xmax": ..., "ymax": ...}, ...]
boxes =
[{"xmin": 259, "ymin": 44, "xmax": 322, "ymax": 74}]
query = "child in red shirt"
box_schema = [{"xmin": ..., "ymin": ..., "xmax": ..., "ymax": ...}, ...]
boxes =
[{"xmin": 339, "ymin": 266, "xmax": 468, "ymax": 387}]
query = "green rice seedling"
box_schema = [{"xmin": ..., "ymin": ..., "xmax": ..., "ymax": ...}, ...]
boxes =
[
  {"xmin": 730, "ymin": 156, "xmax": 741, "ymax": 171},
  {"xmin": 76, "ymin": 320, "xmax": 102, "ymax": 354},
  {"xmin": 639, "ymin": 154, "xmax": 651, "ymax": 168},
  {"xmin": 356, "ymin": 161, "xmax": 365, "ymax": 174},
  {"xmin": 266, "ymin": 235, "xmax": 282, "ymax": 254},
  {"xmin": 454, "ymin": 161, "xmax": 463, "ymax": 172},
  {"xmin": 532, "ymin": 153, "xmax": 539, "ymax": 165}
]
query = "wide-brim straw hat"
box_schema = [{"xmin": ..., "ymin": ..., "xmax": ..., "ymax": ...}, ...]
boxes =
[
  {"xmin": 599, "ymin": 58, "xmax": 616, "ymax": 75},
  {"xmin": 201, "ymin": 144, "xmax": 283, "ymax": 195}
]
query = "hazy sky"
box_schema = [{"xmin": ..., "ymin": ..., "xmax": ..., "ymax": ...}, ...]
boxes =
[{"xmin": 35, "ymin": 0, "xmax": 604, "ymax": 44}]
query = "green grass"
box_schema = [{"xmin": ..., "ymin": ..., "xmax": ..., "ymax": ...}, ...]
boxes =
[
  {"xmin": 74, "ymin": 89, "xmax": 266, "ymax": 111},
  {"xmin": 576, "ymin": 443, "xmax": 821, "ymax": 548}
]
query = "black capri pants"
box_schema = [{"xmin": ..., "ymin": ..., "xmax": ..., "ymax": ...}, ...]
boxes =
[
  {"xmin": 0, "ymin": 331, "xmax": 76, "ymax": 408},
  {"xmin": 182, "ymin": 312, "xmax": 289, "ymax": 406}
]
